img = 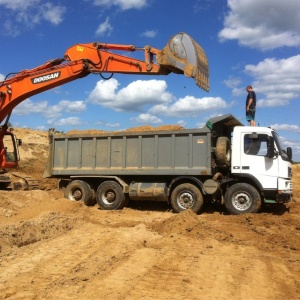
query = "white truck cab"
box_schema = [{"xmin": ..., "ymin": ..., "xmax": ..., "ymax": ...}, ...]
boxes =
[{"xmin": 226, "ymin": 126, "xmax": 293, "ymax": 214}]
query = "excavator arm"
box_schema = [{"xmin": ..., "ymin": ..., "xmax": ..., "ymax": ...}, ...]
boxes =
[
  {"xmin": 0, "ymin": 32, "xmax": 209, "ymax": 125},
  {"xmin": 0, "ymin": 32, "xmax": 209, "ymax": 172}
]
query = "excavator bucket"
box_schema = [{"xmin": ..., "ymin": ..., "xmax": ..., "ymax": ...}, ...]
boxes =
[{"xmin": 157, "ymin": 32, "xmax": 209, "ymax": 91}]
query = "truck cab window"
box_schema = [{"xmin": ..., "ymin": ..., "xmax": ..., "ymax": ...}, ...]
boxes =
[{"xmin": 244, "ymin": 134, "xmax": 269, "ymax": 156}]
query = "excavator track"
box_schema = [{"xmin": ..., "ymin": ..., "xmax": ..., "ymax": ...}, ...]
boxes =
[{"xmin": 9, "ymin": 172, "xmax": 40, "ymax": 190}]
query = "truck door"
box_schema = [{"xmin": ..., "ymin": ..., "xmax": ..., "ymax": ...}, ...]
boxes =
[{"xmin": 240, "ymin": 132, "xmax": 279, "ymax": 189}]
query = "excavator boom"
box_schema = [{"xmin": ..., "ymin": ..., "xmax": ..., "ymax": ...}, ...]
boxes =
[{"xmin": 0, "ymin": 32, "xmax": 209, "ymax": 125}]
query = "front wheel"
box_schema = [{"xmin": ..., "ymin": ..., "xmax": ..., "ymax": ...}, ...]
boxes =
[
  {"xmin": 96, "ymin": 181, "xmax": 126, "ymax": 210},
  {"xmin": 224, "ymin": 183, "xmax": 261, "ymax": 215},
  {"xmin": 170, "ymin": 183, "xmax": 203, "ymax": 213}
]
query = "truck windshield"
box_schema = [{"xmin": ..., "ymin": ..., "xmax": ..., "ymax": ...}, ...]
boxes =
[{"xmin": 272, "ymin": 131, "xmax": 289, "ymax": 161}]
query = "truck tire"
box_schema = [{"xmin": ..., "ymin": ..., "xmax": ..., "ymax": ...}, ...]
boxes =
[
  {"xmin": 96, "ymin": 181, "xmax": 126, "ymax": 210},
  {"xmin": 224, "ymin": 183, "xmax": 261, "ymax": 215},
  {"xmin": 170, "ymin": 183, "xmax": 204, "ymax": 213},
  {"xmin": 215, "ymin": 136, "xmax": 231, "ymax": 167},
  {"xmin": 86, "ymin": 188, "xmax": 96, "ymax": 206},
  {"xmin": 65, "ymin": 180, "xmax": 94, "ymax": 205}
]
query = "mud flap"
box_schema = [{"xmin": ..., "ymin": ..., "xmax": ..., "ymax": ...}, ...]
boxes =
[{"xmin": 157, "ymin": 32, "xmax": 209, "ymax": 91}]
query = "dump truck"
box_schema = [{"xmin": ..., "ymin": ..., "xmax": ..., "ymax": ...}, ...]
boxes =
[{"xmin": 44, "ymin": 114, "xmax": 293, "ymax": 215}]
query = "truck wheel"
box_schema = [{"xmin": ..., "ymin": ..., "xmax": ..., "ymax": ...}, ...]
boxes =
[
  {"xmin": 65, "ymin": 180, "xmax": 94, "ymax": 205},
  {"xmin": 96, "ymin": 181, "xmax": 126, "ymax": 210},
  {"xmin": 215, "ymin": 136, "xmax": 230, "ymax": 167},
  {"xmin": 87, "ymin": 188, "xmax": 96, "ymax": 206},
  {"xmin": 84, "ymin": 186, "xmax": 96, "ymax": 206},
  {"xmin": 170, "ymin": 183, "xmax": 203, "ymax": 213},
  {"xmin": 224, "ymin": 183, "xmax": 261, "ymax": 215}
]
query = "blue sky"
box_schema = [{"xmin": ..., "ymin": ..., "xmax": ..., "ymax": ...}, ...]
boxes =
[{"xmin": 0, "ymin": 0, "xmax": 300, "ymax": 161}]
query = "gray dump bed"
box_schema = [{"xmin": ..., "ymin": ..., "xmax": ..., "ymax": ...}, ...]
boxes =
[{"xmin": 44, "ymin": 114, "xmax": 242, "ymax": 178}]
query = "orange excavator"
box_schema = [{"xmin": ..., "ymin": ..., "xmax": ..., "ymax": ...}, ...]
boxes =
[{"xmin": 0, "ymin": 32, "xmax": 209, "ymax": 190}]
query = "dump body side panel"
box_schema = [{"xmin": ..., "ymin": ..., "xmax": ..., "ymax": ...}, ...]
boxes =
[{"xmin": 46, "ymin": 129, "xmax": 212, "ymax": 177}]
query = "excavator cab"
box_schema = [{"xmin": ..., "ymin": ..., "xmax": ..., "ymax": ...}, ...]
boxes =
[
  {"xmin": 0, "ymin": 129, "xmax": 20, "ymax": 189},
  {"xmin": 0, "ymin": 129, "xmax": 20, "ymax": 168}
]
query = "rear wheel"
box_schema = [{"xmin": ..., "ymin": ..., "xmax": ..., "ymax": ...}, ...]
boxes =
[
  {"xmin": 65, "ymin": 180, "xmax": 94, "ymax": 205},
  {"xmin": 96, "ymin": 181, "xmax": 126, "ymax": 210},
  {"xmin": 170, "ymin": 183, "xmax": 203, "ymax": 213},
  {"xmin": 224, "ymin": 183, "xmax": 261, "ymax": 215},
  {"xmin": 84, "ymin": 186, "xmax": 96, "ymax": 206}
]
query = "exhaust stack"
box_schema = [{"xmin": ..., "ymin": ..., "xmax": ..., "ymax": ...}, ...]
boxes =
[{"xmin": 157, "ymin": 33, "xmax": 209, "ymax": 91}]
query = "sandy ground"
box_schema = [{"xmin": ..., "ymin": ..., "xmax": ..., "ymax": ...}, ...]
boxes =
[{"xmin": 0, "ymin": 128, "xmax": 299, "ymax": 300}]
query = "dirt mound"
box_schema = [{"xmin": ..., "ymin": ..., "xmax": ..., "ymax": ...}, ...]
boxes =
[
  {"xmin": 150, "ymin": 209, "xmax": 201, "ymax": 235},
  {"xmin": 66, "ymin": 129, "xmax": 106, "ymax": 135},
  {"xmin": 0, "ymin": 211, "xmax": 83, "ymax": 254},
  {"xmin": 0, "ymin": 127, "xmax": 299, "ymax": 300},
  {"xmin": 66, "ymin": 124, "xmax": 184, "ymax": 135},
  {"xmin": 124, "ymin": 124, "xmax": 184, "ymax": 132}
]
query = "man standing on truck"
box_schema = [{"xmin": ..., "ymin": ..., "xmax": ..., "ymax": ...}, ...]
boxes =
[{"xmin": 245, "ymin": 85, "xmax": 256, "ymax": 126}]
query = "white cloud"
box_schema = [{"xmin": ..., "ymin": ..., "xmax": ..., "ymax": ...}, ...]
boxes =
[
  {"xmin": 149, "ymin": 96, "xmax": 228, "ymax": 117},
  {"xmin": 232, "ymin": 87, "xmax": 244, "ymax": 97},
  {"xmin": 48, "ymin": 117, "xmax": 83, "ymax": 126},
  {"xmin": 87, "ymin": 78, "xmax": 172, "ymax": 111},
  {"xmin": 105, "ymin": 122, "xmax": 120, "ymax": 128},
  {"xmin": 244, "ymin": 55, "xmax": 300, "ymax": 107},
  {"xmin": 224, "ymin": 77, "xmax": 241, "ymax": 89},
  {"xmin": 87, "ymin": 79, "xmax": 230, "ymax": 119},
  {"xmin": 13, "ymin": 99, "xmax": 48, "ymax": 115},
  {"xmin": 0, "ymin": 0, "xmax": 66, "ymax": 35},
  {"xmin": 177, "ymin": 120, "xmax": 187, "ymax": 127},
  {"xmin": 0, "ymin": 73, "xmax": 5, "ymax": 81},
  {"xmin": 141, "ymin": 30, "xmax": 157, "ymax": 38},
  {"xmin": 95, "ymin": 17, "xmax": 113, "ymax": 36},
  {"xmin": 219, "ymin": 0, "xmax": 300, "ymax": 50},
  {"xmin": 58, "ymin": 100, "xmax": 87, "ymax": 113},
  {"xmin": 92, "ymin": 0, "xmax": 147, "ymax": 10},
  {"xmin": 195, "ymin": 121, "xmax": 206, "ymax": 128},
  {"xmin": 224, "ymin": 76, "xmax": 244, "ymax": 96},
  {"xmin": 13, "ymin": 99, "xmax": 86, "ymax": 118},
  {"xmin": 130, "ymin": 113, "xmax": 162, "ymax": 124},
  {"xmin": 0, "ymin": 0, "xmax": 39, "ymax": 10},
  {"xmin": 41, "ymin": 3, "xmax": 66, "ymax": 25},
  {"xmin": 270, "ymin": 124, "xmax": 300, "ymax": 132}
]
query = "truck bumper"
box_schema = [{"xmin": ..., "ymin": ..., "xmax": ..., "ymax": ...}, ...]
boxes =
[{"xmin": 276, "ymin": 192, "xmax": 292, "ymax": 203}]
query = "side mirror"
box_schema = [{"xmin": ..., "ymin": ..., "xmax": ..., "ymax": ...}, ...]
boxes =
[
  {"xmin": 17, "ymin": 139, "xmax": 22, "ymax": 146},
  {"xmin": 287, "ymin": 147, "xmax": 292, "ymax": 160},
  {"xmin": 267, "ymin": 136, "xmax": 275, "ymax": 158}
]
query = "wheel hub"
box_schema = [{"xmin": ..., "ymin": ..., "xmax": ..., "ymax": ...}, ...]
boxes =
[
  {"xmin": 178, "ymin": 192, "xmax": 194, "ymax": 209},
  {"xmin": 232, "ymin": 193, "xmax": 251, "ymax": 211},
  {"xmin": 73, "ymin": 189, "xmax": 82, "ymax": 200},
  {"xmin": 103, "ymin": 190, "xmax": 116, "ymax": 204}
]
